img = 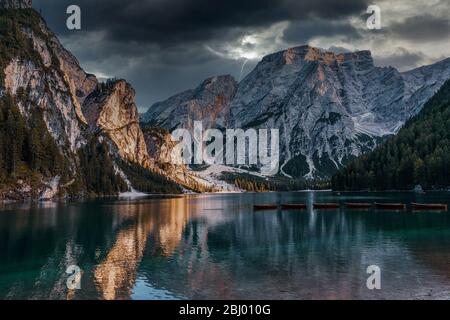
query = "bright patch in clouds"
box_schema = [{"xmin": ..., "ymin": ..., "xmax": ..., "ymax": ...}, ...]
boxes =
[
  {"xmin": 205, "ymin": 22, "xmax": 289, "ymax": 62},
  {"xmin": 36, "ymin": 0, "xmax": 450, "ymax": 107}
]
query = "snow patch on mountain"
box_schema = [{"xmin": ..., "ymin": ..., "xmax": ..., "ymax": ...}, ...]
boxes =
[{"xmin": 190, "ymin": 164, "xmax": 271, "ymax": 192}]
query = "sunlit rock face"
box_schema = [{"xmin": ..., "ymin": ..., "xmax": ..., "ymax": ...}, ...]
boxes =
[
  {"xmin": 0, "ymin": 6, "xmax": 99, "ymax": 199},
  {"xmin": 143, "ymin": 45, "xmax": 450, "ymax": 179},
  {"xmin": 4, "ymin": 59, "xmax": 87, "ymax": 153},
  {"xmin": 82, "ymin": 80, "xmax": 154, "ymax": 168},
  {"xmin": 3, "ymin": 14, "xmax": 96, "ymax": 153},
  {"xmin": 82, "ymin": 82, "xmax": 202, "ymax": 188},
  {"xmin": 141, "ymin": 127, "xmax": 214, "ymax": 189},
  {"xmin": 0, "ymin": 6, "xmax": 206, "ymax": 198},
  {"xmin": 143, "ymin": 127, "xmax": 185, "ymax": 176}
]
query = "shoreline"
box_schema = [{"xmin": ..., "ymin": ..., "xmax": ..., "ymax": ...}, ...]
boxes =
[{"xmin": 2, "ymin": 189, "xmax": 449, "ymax": 205}]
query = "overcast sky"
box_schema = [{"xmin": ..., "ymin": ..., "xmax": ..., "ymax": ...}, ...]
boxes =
[{"xmin": 33, "ymin": 0, "xmax": 450, "ymax": 113}]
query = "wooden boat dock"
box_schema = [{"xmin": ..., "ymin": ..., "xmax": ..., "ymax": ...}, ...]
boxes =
[
  {"xmin": 313, "ymin": 203, "xmax": 340, "ymax": 209},
  {"xmin": 411, "ymin": 203, "xmax": 448, "ymax": 211},
  {"xmin": 253, "ymin": 205, "xmax": 278, "ymax": 211},
  {"xmin": 345, "ymin": 203, "xmax": 373, "ymax": 209},
  {"xmin": 281, "ymin": 204, "xmax": 307, "ymax": 210},
  {"xmin": 375, "ymin": 203, "xmax": 406, "ymax": 210},
  {"xmin": 252, "ymin": 202, "xmax": 448, "ymax": 212}
]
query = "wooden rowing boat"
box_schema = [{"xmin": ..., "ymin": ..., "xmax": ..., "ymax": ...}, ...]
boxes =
[
  {"xmin": 281, "ymin": 204, "xmax": 307, "ymax": 210},
  {"xmin": 313, "ymin": 203, "xmax": 340, "ymax": 209},
  {"xmin": 345, "ymin": 203, "xmax": 372, "ymax": 209},
  {"xmin": 411, "ymin": 203, "xmax": 448, "ymax": 211},
  {"xmin": 375, "ymin": 203, "xmax": 406, "ymax": 210},
  {"xmin": 253, "ymin": 205, "xmax": 278, "ymax": 211}
]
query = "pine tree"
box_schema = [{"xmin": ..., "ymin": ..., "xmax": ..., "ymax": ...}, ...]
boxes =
[{"xmin": 332, "ymin": 80, "xmax": 450, "ymax": 191}]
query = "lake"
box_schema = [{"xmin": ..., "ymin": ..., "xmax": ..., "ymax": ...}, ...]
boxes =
[{"xmin": 1, "ymin": 191, "xmax": 450, "ymax": 300}]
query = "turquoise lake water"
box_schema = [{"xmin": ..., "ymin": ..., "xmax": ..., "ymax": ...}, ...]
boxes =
[{"xmin": 1, "ymin": 191, "xmax": 450, "ymax": 300}]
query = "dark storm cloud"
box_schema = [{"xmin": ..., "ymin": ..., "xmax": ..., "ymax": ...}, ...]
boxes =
[
  {"xmin": 70, "ymin": 37, "xmax": 250, "ymax": 99},
  {"xmin": 34, "ymin": 0, "xmax": 369, "ymax": 45},
  {"xmin": 390, "ymin": 15, "xmax": 450, "ymax": 42},
  {"xmin": 31, "ymin": 0, "xmax": 449, "ymax": 112},
  {"xmin": 374, "ymin": 48, "xmax": 426, "ymax": 71},
  {"xmin": 32, "ymin": 0, "xmax": 371, "ymax": 111},
  {"xmin": 283, "ymin": 19, "xmax": 363, "ymax": 45}
]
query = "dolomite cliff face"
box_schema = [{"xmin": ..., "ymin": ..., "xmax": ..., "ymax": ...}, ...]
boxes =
[
  {"xmin": 143, "ymin": 45, "xmax": 450, "ymax": 179},
  {"xmin": 82, "ymin": 81, "xmax": 199, "ymax": 189},
  {"xmin": 3, "ymin": 58, "xmax": 87, "ymax": 153},
  {"xmin": 83, "ymin": 80, "xmax": 153, "ymax": 168},
  {"xmin": 0, "ymin": 8, "xmax": 97, "ymax": 199},
  {"xmin": 23, "ymin": 10, "xmax": 98, "ymax": 125},
  {"xmin": 141, "ymin": 75, "xmax": 238, "ymax": 131},
  {"xmin": 2, "ymin": 4, "xmax": 98, "ymax": 154},
  {"xmin": 142, "ymin": 127, "xmax": 196, "ymax": 185},
  {"xmin": 0, "ymin": 7, "xmax": 201, "ymax": 200}
]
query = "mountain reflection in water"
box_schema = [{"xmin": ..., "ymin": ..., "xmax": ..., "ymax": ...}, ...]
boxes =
[{"xmin": 0, "ymin": 192, "xmax": 450, "ymax": 300}]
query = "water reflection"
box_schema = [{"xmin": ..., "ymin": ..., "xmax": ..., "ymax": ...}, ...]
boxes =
[
  {"xmin": 0, "ymin": 192, "xmax": 450, "ymax": 300},
  {"xmin": 93, "ymin": 198, "xmax": 193, "ymax": 300}
]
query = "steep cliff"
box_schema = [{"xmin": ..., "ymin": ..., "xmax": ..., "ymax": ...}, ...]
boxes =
[
  {"xmin": 82, "ymin": 80, "xmax": 153, "ymax": 168},
  {"xmin": 142, "ymin": 45, "xmax": 450, "ymax": 179},
  {"xmin": 0, "ymin": 7, "xmax": 95, "ymax": 199},
  {"xmin": 0, "ymin": 5, "xmax": 200, "ymax": 199},
  {"xmin": 81, "ymin": 79, "xmax": 206, "ymax": 191},
  {"xmin": 141, "ymin": 75, "xmax": 238, "ymax": 131},
  {"xmin": 141, "ymin": 126, "xmax": 208, "ymax": 190}
]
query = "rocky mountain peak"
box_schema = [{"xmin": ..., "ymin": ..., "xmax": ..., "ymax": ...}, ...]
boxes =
[
  {"xmin": 261, "ymin": 45, "xmax": 374, "ymax": 69},
  {"xmin": 83, "ymin": 80, "xmax": 136, "ymax": 127},
  {"xmin": 143, "ymin": 45, "xmax": 450, "ymax": 179},
  {"xmin": 200, "ymin": 74, "xmax": 237, "ymax": 90},
  {"xmin": 81, "ymin": 79, "xmax": 151, "ymax": 167},
  {"xmin": 141, "ymin": 74, "xmax": 238, "ymax": 130},
  {"xmin": 0, "ymin": 0, "xmax": 32, "ymax": 9},
  {"xmin": 336, "ymin": 50, "xmax": 374, "ymax": 69},
  {"xmin": 196, "ymin": 75, "xmax": 238, "ymax": 101}
]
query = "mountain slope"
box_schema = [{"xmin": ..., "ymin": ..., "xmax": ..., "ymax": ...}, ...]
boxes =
[
  {"xmin": 0, "ymin": 3, "xmax": 203, "ymax": 199},
  {"xmin": 0, "ymin": 5, "xmax": 99, "ymax": 199},
  {"xmin": 141, "ymin": 75, "xmax": 238, "ymax": 131},
  {"xmin": 332, "ymin": 79, "xmax": 450, "ymax": 191},
  {"xmin": 142, "ymin": 45, "xmax": 450, "ymax": 179}
]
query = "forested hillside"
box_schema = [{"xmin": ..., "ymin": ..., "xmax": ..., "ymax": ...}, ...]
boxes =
[
  {"xmin": 0, "ymin": 94, "xmax": 70, "ymax": 197},
  {"xmin": 332, "ymin": 80, "xmax": 450, "ymax": 191}
]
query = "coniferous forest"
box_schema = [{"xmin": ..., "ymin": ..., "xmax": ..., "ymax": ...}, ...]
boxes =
[
  {"xmin": 117, "ymin": 159, "xmax": 182, "ymax": 194},
  {"xmin": 0, "ymin": 93, "xmax": 130, "ymax": 198},
  {"xmin": 78, "ymin": 140, "xmax": 129, "ymax": 196},
  {"xmin": 332, "ymin": 80, "xmax": 450, "ymax": 191},
  {"xmin": 220, "ymin": 172, "xmax": 329, "ymax": 192},
  {"xmin": 0, "ymin": 95, "xmax": 65, "ymax": 188}
]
